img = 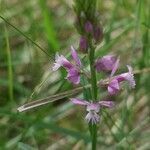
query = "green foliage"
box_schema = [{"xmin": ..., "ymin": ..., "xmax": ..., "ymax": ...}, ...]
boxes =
[
  {"xmin": 5, "ymin": 26, "xmax": 14, "ymax": 104},
  {"xmin": 39, "ymin": 0, "xmax": 60, "ymax": 55}
]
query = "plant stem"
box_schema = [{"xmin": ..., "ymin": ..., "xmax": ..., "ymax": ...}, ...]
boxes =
[
  {"xmin": 89, "ymin": 40, "xmax": 97, "ymax": 150},
  {"xmin": 89, "ymin": 43, "xmax": 97, "ymax": 100}
]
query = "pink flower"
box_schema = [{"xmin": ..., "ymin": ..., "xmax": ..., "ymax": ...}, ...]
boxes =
[
  {"xmin": 53, "ymin": 46, "xmax": 81, "ymax": 84},
  {"xmin": 108, "ymin": 65, "xmax": 136, "ymax": 95},
  {"xmin": 95, "ymin": 55, "xmax": 119, "ymax": 73},
  {"xmin": 52, "ymin": 54, "xmax": 72, "ymax": 71},
  {"xmin": 70, "ymin": 46, "xmax": 81, "ymax": 66},
  {"xmin": 71, "ymin": 98, "xmax": 114, "ymax": 124}
]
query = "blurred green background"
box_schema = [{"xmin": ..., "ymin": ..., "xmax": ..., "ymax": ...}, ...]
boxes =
[{"xmin": 0, "ymin": 0, "xmax": 149, "ymax": 149}]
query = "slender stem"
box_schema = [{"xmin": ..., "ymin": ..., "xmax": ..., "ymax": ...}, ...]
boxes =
[
  {"xmin": 89, "ymin": 43, "xmax": 97, "ymax": 100},
  {"xmin": 89, "ymin": 40, "xmax": 98, "ymax": 150},
  {"xmin": 92, "ymin": 124, "xmax": 97, "ymax": 150},
  {"xmin": 0, "ymin": 15, "xmax": 51, "ymax": 59}
]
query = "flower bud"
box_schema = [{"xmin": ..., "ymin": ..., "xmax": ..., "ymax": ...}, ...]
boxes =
[
  {"xmin": 93, "ymin": 26, "xmax": 103, "ymax": 44},
  {"xmin": 84, "ymin": 21, "xmax": 93, "ymax": 34},
  {"xmin": 79, "ymin": 36, "xmax": 88, "ymax": 53}
]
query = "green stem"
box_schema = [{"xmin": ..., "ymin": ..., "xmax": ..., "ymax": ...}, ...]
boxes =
[
  {"xmin": 92, "ymin": 124, "xmax": 97, "ymax": 150},
  {"xmin": 89, "ymin": 43, "xmax": 97, "ymax": 100},
  {"xmin": 89, "ymin": 40, "xmax": 97, "ymax": 150}
]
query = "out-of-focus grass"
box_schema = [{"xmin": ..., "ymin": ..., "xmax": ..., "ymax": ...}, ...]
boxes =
[
  {"xmin": 4, "ymin": 25, "xmax": 14, "ymax": 104},
  {"xmin": 0, "ymin": 0, "xmax": 149, "ymax": 149}
]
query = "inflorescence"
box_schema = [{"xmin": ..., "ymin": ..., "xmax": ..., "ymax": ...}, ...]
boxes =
[{"xmin": 52, "ymin": 20, "xmax": 135, "ymax": 125}]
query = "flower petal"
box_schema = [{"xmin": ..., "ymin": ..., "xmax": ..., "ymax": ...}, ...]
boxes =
[
  {"xmin": 71, "ymin": 46, "xmax": 81, "ymax": 67},
  {"xmin": 108, "ymin": 79, "xmax": 120, "ymax": 95},
  {"xmin": 95, "ymin": 55, "xmax": 117, "ymax": 72},
  {"xmin": 67, "ymin": 68, "xmax": 80, "ymax": 84},
  {"xmin": 52, "ymin": 53, "xmax": 62, "ymax": 71},
  {"xmin": 98, "ymin": 101, "xmax": 114, "ymax": 108},
  {"xmin": 115, "ymin": 65, "xmax": 135, "ymax": 88},
  {"xmin": 70, "ymin": 98, "xmax": 89, "ymax": 105},
  {"xmin": 86, "ymin": 103, "xmax": 100, "ymax": 112},
  {"xmin": 125, "ymin": 65, "xmax": 136, "ymax": 88},
  {"xmin": 110, "ymin": 57, "xmax": 120, "ymax": 77},
  {"xmin": 61, "ymin": 57, "xmax": 73, "ymax": 70},
  {"xmin": 127, "ymin": 65, "xmax": 133, "ymax": 73},
  {"xmin": 52, "ymin": 53, "xmax": 73, "ymax": 71},
  {"xmin": 52, "ymin": 63, "xmax": 61, "ymax": 71},
  {"xmin": 85, "ymin": 111, "xmax": 100, "ymax": 124}
]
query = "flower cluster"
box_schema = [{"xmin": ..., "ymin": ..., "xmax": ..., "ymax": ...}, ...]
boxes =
[
  {"xmin": 52, "ymin": 48, "xmax": 135, "ymax": 124},
  {"xmin": 95, "ymin": 55, "xmax": 135, "ymax": 95},
  {"xmin": 53, "ymin": 46, "xmax": 81, "ymax": 84},
  {"xmin": 79, "ymin": 21, "xmax": 103, "ymax": 53}
]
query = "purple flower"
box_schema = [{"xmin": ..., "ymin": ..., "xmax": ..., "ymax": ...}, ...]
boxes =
[
  {"xmin": 93, "ymin": 26, "xmax": 103, "ymax": 43},
  {"xmin": 107, "ymin": 79, "xmax": 120, "ymax": 95},
  {"xmin": 108, "ymin": 65, "xmax": 136, "ymax": 95},
  {"xmin": 95, "ymin": 55, "xmax": 119, "ymax": 73},
  {"xmin": 70, "ymin": 46, "xmax": 81, "ymax": 66},
  {"xmin": 53, "ymin": 46, "xmax": 81, "ymax": 84},
  {"xmin": 84, "ymin": 21, "xmax": 93, "ymax": 33},
  {"xmin": 71, "ymin": 98, "xmax": 114, "ymax": 124},
  {"xmin": 66, "ymin": 68, "xmax": 80, "ymax": 84},
  {"xmin": 52, "ymin": 54, "xmax": 72, "ymax": 71},
  {"xmin": 79, "ymin": 36, "xmax": 88, "ymax": 53}
]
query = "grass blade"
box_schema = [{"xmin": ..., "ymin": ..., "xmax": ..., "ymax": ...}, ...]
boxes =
[
  {"xmin": 39, "ymin": 0, "xmax": 60, "ymax": 54},
  {"xmin": 4, "ymin": 25, "xmax": 14, "ymax": 103},
  {"xmin": 0, "ymin": 15, "xmax": 51, "ymax": 58}
]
